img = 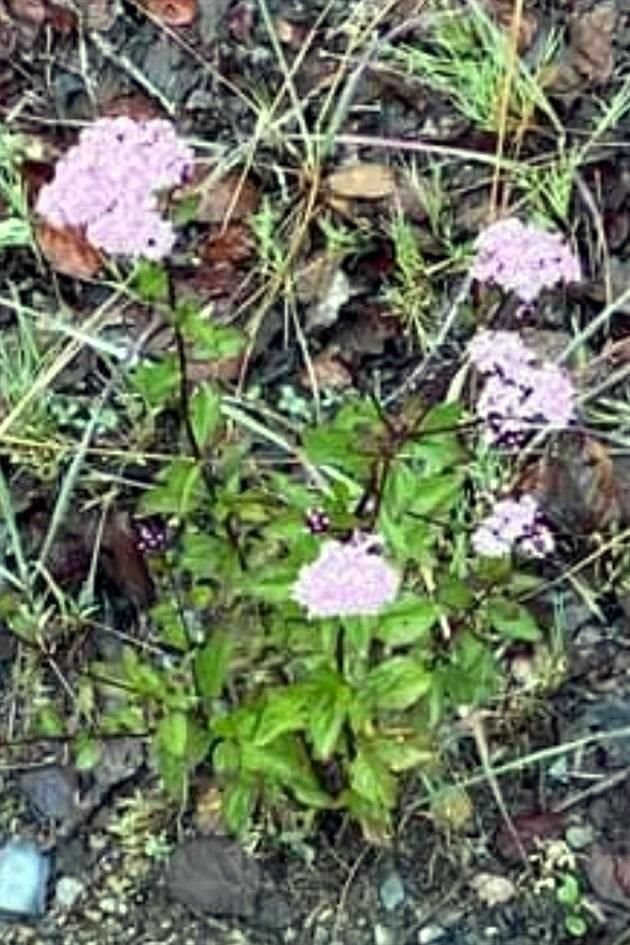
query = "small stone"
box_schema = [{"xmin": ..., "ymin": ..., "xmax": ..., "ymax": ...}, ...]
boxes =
[
  {"xmin": 374, "ymin": 923, "xmax": 395, "ymax": 945},
  {"xmin": 379, "ymin": 871, "xmax": 406, "ymax": 911},
  {"xmin": 418, "ymin": 925, "xmax": 446, "ymax": 944},
  {"xmin": 0, "ymin": 838, "xmax": 50, "ymax": 917},
  {"xmin": 167, "ymin": 836, "xmax": 260, "ymax": 917},
  {"xmin": 54, "ymin": 876, "xmax": 85, "ymax": 910},
  {"xmin": 18, "ymin": 765, "xmax": 80, "ymax": 827},
  {"xmin": 566, "ymin": 824, "xmax": 595, "ymax": 850}
]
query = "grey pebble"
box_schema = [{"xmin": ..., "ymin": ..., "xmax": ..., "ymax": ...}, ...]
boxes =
[
  {"xmin": 379, "ymin": 871, "xmax": 406, "ymax": 911},
  {"xmin": 54, "ymin": 876, "xmax": 85, "ymax": 910},
  {"xmin": 0, "ymin": 838, "xmax": 50, "ymax": 917}
]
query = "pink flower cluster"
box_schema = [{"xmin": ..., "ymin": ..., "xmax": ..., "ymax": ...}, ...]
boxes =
[
  {"xmin": 471, "ymin": 217, "xmax": 580, "ymax": 303},
  {"xmin": 292, "ymin": 534, "xmax": 401, "ymax": 619},
  {"xmin": 469, "ymin": 330, "xmax": 576, "ymax": 445},
  {"xmin": 472, "ymin": 494, "xmax": 554, "ymax": 558},
  {"xmin": 36, "ymin": 117, "xmax": 193, "ymax": 260}
]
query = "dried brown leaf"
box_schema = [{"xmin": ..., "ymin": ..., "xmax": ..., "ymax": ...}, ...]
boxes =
[
  {"xmin": 185, "ymin": 171, "xmax": 260, "ymax": 225},
  {"xmin": 568, "ymin": 2, "xmax": 616, "ymax": 85},
  {"xmin": 100, "ymin": 513, "xmax": 155, "ymax": 608},
  {"xmin": 517, "ymin": 431, "xmax": 621, "ymax": 534},
  {"xmin": 495, "ymin": 810, "xmax": 565, "ymax": 862},
  {"xmin": 36, "ymin": 222, "xmax": 103, "ymax": 279},
  {"xmin": 299, "ymin": 346, "xmax": 353, "ymax": 391},
  {"xmin": 487, "ymin": 0, "xmax": 539, "ymax": 53},
  {"xmin": 587, "ymin": 847, "xmax": 630, "ymax": 908},
  {"xmin": 199, "ymin": 223, "xmax": 254, "ymax": 265},
  {"xmin": 137, "ymin": 0, "xmax": 196, "ymax": 26},
  {"xmin": 327, "ymin": 163, "xmax": 397, "ymax": 201}
]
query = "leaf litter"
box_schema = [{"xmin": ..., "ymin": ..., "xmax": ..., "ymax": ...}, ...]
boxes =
[{"xmin": 4, "ymin": 0, "xmax": 630, "ymax": 943}]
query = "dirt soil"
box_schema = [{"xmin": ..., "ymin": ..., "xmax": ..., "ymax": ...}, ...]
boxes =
[{"xmin": 2, "ymin": 0, "xmax": 630, "ymax": 944}]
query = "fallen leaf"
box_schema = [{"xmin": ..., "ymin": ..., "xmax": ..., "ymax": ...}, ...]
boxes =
[
  {"xmin": 101, "ymin": 93, "xmax": 163, "ymax": 121},
  {"xmin": 167, "ymin": 836, "xmax": 260, "ymax": 917},
  {"xmin": 327, "ymin": 163, "xmax": 397, "ymax": 201},
  {"xmin": 194, "ymin": 780, "xmax": 227, "ymax": 835},
  {"xmin": 100, "ymin": 513, "xmax": 155, "ymax": 608},
  {"xmin": 0, "ymin": 10, "xmax": 17, "ymax": 57},
  {"xmin": 275, "ymin": 15, "xmax": 309, "ymax": 48},
  {"xmin": 137, "ymin": 0, "xmax": 196, "ymax": 26},
  {"xmin": 487, "ymin": 0, "xmax": 539, "ymax": 53},
  {"xmin": 44, "ymin": 3, "xmax": 76, "ymax": 33},
  {"xmin": 295, "ymin": 251, "xmax": 351, "ymax": 331},
  {"xmin": 6, "ymin": 0, "xmax": 46, "ymax": 27},
  {"xmin": 470, "ymin": 872, "xmax": 517, "ymax": 907},
  {"xmin": 587, "ymin": 847, "xmax": 630, "ymax": 908},
  {"xmin": 517, "ymin": 431, "xmax": 621, "ymax": 534},
  {"xmin": 199, "ymin": 223, "xmax": 255, "ymax": 265},
  {"xmin": 183, "ymin": 170, "xmax": 260, "ymax": 225},
  {"xmin": 431, "ymin": 786, "xmax": 474, "ymax": 831},
  {"xmin": 36, "ymin": 222, "xmax": 103, "ymax": 279},
  {"xmin": 227, "ymin": 1, "xmax": 254, "ymax": 42},
  {"xmin": 495, "ymin": 810, "xmax": 566, "ymax": 862},
  {"xmin": 298, "ymin": 345, "xmax": 353, "ymax": 390},
  {"xmin": 568, "ymin": 2, "xmax": 616, "ymax": 85}
]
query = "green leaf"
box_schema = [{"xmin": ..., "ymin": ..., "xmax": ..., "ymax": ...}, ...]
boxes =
[
  {"xmin": 564, "ymin": 914, "xmax": 587, "ymax": 938},
  {"xmin": 350, "ymin": 742, "xmax": 396, "ymax": 810},
  {"xmin": 132, "ymin": 355, "xmax": 180, "ymax": 409},
  {"xmin": 179, "ymin": 304, "xmax": 246, "ymax": 361},
  {"xmin": 436, "ymin": 576, "xmax": 475, "ymax": 611},
  {"xmin": 242, "ymin": 738, "xmax": 330, "ymax": 807},
  {"xmin": 190, "ymin": 382, "xmax": 221, "ymax": 449},
  {"xmin": 74, "ymin": 735, "xmax": 102, "ymax": 772},
  {"xmin": 486, "ymin": 597, "xmax": 541, "ymax": 641},
  {"xmin": 369, "ymin": 734, "xmax": 434, "ymax": 772},
  {"xmin": 363, "ymin": 656, "xmax": 431, "ymax": 711},
  {"xmin": 195, "ymin": 632, "xmax": 232, "ymax": 701},
  {"xmin": 222, "ymin": 778, "xmax": 257, "ymax": 834},
  {"xmin": 307, "ymin": 673, "xmax": 351, "ymax": 760},
  {"xmin": 131, "ymin": 260, "xmax": 168, "ymax": 302},
  {"xmin": 253, "ymin": 688, "xmax": 309, "ymax": 746},
  {"xmin": 556, "ymin": 874, "xmax": 581, "ymax": 907},
  {"xmin": 152, "ymin": 600, "xmax": 189, "ymax": 651},
  {"xmin": 141, "ymin": 459, "xmax": 203, "ymax": 519},
  {"xmin": 157, "ymin": 712, "xmax": 189, "ymax": 758},
  {"xmin": 376, "ymin": 595, "xmax": 440, "ymax": 646},
  {"xmin": 407, "ymin": 471, "xmax": 463, "ymax": 515}
]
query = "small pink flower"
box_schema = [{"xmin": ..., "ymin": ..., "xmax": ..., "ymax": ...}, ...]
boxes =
[
  {"xmin": 472, "ymin": 217, "xmax": 580, "ymax": 302},
  {"xmin": 36, "ymin": 117, "xmax": 193, "ymax": 260},
  {"xmin": 473, "ymin": 495, "xmax": 554, "ymax": 558},
  {"xmin": 292, "ymin": 534, "xmax": 401, "ymax": 619}
]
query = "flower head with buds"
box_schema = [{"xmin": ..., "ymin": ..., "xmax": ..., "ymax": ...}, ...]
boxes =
[
  {"xmin": 36, "ymin": 117, "xmax": 193, "ymax": 260},
  {"xmin": 292, "ymin": 534, "xmax": 401, "ymax": 619},
  {"xmin": 473, "ymin": 494, "xmax": 554, "ymax": 558},
  {"xmin": 471, "ymin": 217, "xmax": 580, "ymax": 303}
]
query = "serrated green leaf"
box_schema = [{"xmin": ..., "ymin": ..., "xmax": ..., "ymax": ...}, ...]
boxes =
[
  {"xmin": 363, "ymin": 656, "xmax": 431, "ymax": 711},
  {"xmin": 376, "ymin": 595, "xmax": 440, "ymax": 646},
  {"xmin": 408, "ymin": 471, "xmax": 463, "ymax": 516},
  {"xmin": 132, "ymin": 355, "xmax": 180, "ymax": 409},
  {"xmin": 132, "ymin": 260, "xmax": 168, "ymax": 302},
  {"xmin": 190, "ymin": 382, "xmax": 221, "ymax": 449},
  {"xmin": 307, "ymin": 674, "xmax": 351, "ymax": 760},
  {"xmin": 485, "ymin": 597, "xmax": 541, "ymax": 641}
]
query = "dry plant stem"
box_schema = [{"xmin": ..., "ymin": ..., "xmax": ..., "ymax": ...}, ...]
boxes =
[
  {"xmin": 488, "ymin": 0, "xmax": 524, "ymax": 218},
  {"xmin": 552, "ymin": 765, "xmax": 630, "ymax": 814},
  {"xmin": 468, "ymin": 711, "xmax": 530, "ymax": 867},
  {"xmin": 322, "ymin": 6, "xmax": 428, "ymax": 157}
]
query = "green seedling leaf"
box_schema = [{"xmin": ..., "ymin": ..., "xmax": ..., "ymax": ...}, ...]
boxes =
[
  {"xmin": 369, "ymin": 734, "xmax": 434, "ymax": 772},
  {"xmin": 363, "ymin": 656, "xmax": 431, "ymax": 711},
  {"xmin": 486, "ymin": 597, "xmax": 541, "ymax": 641},
  {"xmin": 195, "ymin": 632, "xmax": 232, "ymax": 701},
  {"xmin": 132, "ymin": 260, "xmax": 168, "ymax": 302},
  {"xmin": 190, "ymin": 382, "xmax": 221, "ymax": 449},
  {"xmin": 556, "ymin": 874, "xmax": 581, "ymax": 907},
  {"xmin": 74, "ymin": 735, "xmax": 102, "ymax": 772},
  {"xmin": 408, "ymin": 471, "xmax": 463, "ymax": 515},
  {"xmin": 376, "ymin": 594, "xmax": 440, "ymax": 646},
  {"xmin": 437, "ymin": 576, "xmax": 475, "ymax": 611},
  {"xmin": 132, "ymin": 356, "xmax": 180, "ymax": 409},
  {"xmin": 142, "ymin": 459, "xmax": 203, "ymax": 519}
]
